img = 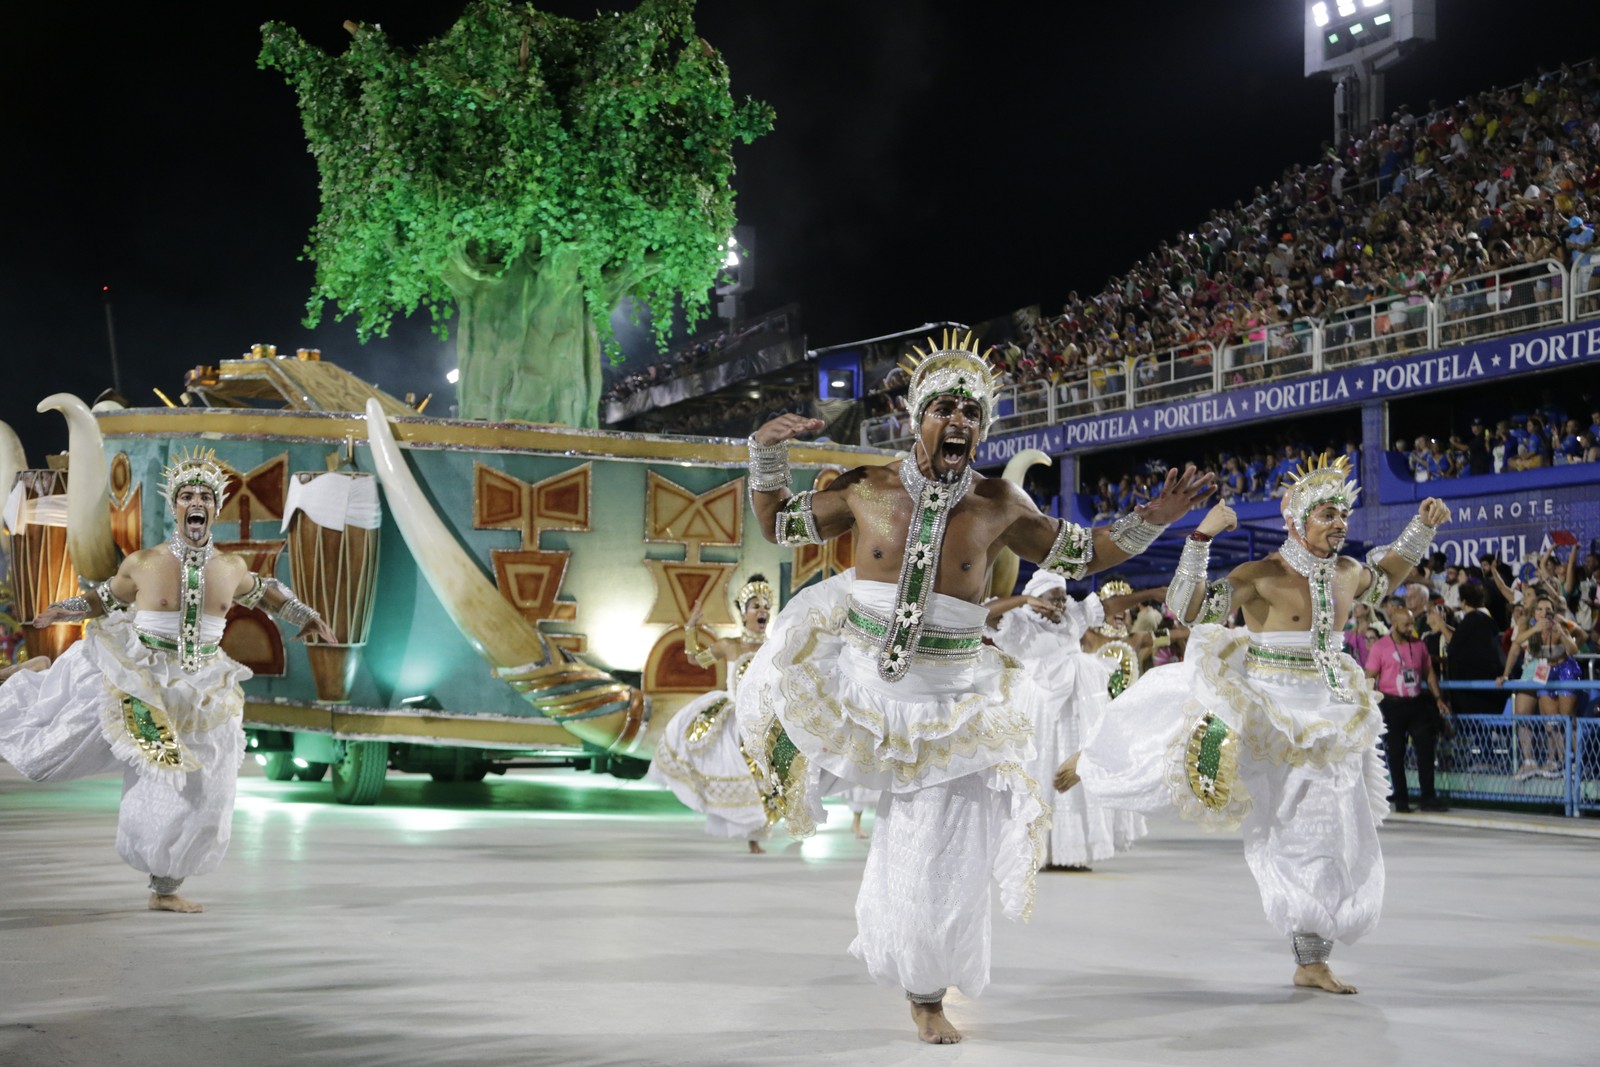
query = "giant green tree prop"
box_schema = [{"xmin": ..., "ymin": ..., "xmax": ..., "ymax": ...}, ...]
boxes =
[{"xmin": 260, "ymin": 0, "xmax": 772, "ymax": 426}]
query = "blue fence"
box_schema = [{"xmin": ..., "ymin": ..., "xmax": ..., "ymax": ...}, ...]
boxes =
[{"xmin": 1397, "ymin": 680, "xmax": 1600, "ymax": 817}]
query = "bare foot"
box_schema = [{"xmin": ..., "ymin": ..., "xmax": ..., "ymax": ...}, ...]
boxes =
[
  {"xmin": 852, "ymin": 813, "xmax": 869, "ymax": 840},
  {"xmin": 1293, "ymin": 963, "xmax": 1357, "ymax": 994},
  {"xmin": 0, "ymin": 657, "xmax": 50, "ymax": 682},
  {"xmin": 1053, "ymin": 752, "xmax": 1081, "ymax": 793},
  {"xmin": 148, "ymin": 893, "xmax": 204, "ymax": 913},
  {"xmin": 747, "ymin": 839, "xmax": 766, "ymax": 854},
  {"xmin": 910, "ymin": 1000, "xmax": 962, "ymax": 1044}
]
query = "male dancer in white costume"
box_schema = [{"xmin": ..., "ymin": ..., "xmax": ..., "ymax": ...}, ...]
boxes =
[
  {"xmin": 987, "ymin": 570, "xmax": 1145, "ymax": 870},
  {"xmin": 647, "ymin": 575, "xmax": 778, "ymax": 853},
  {"xmin": 1059, "ymin": 455, "xmax": 1449, "ymax": 993},
  {"xmin": 0, "ymin": 448, "xmax": 334, "ymax": 912},
  {"xmin": 736, "ymin": 331, "xmax": 1213, "ymax": 1043}
]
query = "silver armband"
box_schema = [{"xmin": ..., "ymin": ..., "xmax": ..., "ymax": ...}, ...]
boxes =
[
  {"xmin": 747, "ymin": 437, "xmax": 791, "ymax": 496},
  {"xmin": 1043, "ymin": 519, "xmax": 1094, "ymax": 580},
  {"xmin": 776, "ymin": 491, "xmax": 822, "ymax": 546},
  {"xmin": 1166, "ymin": 537, "xmax": 1212, "ymax": 621},
  {"xmin": 234, "ymin": 573, "xmax": 267, "ymax": 610},
  {"xmin": 94, "ymin": 580, "xmax": 131, "ymax": 612},
  {"xmin": 1386, "ymin": 514, "xmax": 1438, "ymax": 567},
  {"xmin": 1197, "ymin": 580, "xmax": 1234, "ymax": 625},
  {"xmin": 1108, "ymin": 511, "xmax": 1169, "ymax": 556},
  {"xmin": 1360, "ymin": 563, "xmax": 1389, "ymax": 606}
]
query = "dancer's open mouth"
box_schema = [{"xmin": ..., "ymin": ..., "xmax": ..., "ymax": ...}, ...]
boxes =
[
  {"xmin": 756, "ymin": 613, "xmax": 769, "ymax": 628},
  {"xmin": 938, "ymin": 435, "xmax": 970, "ymax": 467},
  {"xmin": 185, "ymin": 508, "xmax": 209, "ymax": 539}
]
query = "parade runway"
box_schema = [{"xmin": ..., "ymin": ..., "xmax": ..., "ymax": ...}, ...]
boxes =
[{"xmin": 0, "ymin": 762, "xmax": 1592, "ymax": 1067}]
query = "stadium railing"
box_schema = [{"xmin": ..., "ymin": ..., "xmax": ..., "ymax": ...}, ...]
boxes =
[
  {"xmin": 1401, "ymin": 679, "xmax": 1600, "ymax": 816},
  {"xmin": 859, "ymin": 257, "xmax": 1600, "ymax": 448}
]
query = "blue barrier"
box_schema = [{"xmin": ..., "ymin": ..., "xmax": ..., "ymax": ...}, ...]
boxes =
[
  {"xmin": 1393, "ymin": 713, "xmax": 1594, "ymax": 816},
  {"xmin": 1577, "ymin": 720, "xmax": 1600, "ymax": 815}
]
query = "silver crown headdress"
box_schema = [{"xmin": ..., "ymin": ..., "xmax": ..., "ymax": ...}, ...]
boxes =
[
  {"xmin": 1280, "ymin": 453, "xmax": 1360, "ymax": 536},
  {"xmin": 159, "ymin": 446, "xmax": 231, "ymax": 509},
  {"xmin": 901, "ymin": 329, "xmax": 1006, "ymax": 441}
]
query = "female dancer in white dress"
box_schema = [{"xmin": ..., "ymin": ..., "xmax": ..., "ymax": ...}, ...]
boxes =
[
  {"xmin": 646, "ymin": 575, "xmax": 777, "ymax": 853},
  {"xmin": 987, "ymin": 570, "xmax": 1144, "ymax": 869}
]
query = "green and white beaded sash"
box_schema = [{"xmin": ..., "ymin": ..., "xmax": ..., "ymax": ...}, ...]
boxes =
[
  {"xmin": 168, "ymin": 533, "xmax": 215, "ymax": 675},
  {"xmin": 1278, "ymin": 537, "xmax": 1355, "ymax": 701},
  {"xmin": 877, "ymin": 459, "xmax": 973, "ymax": 682}
]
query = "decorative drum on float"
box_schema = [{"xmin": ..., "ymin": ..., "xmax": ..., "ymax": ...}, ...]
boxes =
[
  {"xmin": 2, "ymin": 470, "xmax": 80, "ymax": 662},
  {"xmin": 283, "ymin": 471, "xmax": 382, "ymax": 703}
]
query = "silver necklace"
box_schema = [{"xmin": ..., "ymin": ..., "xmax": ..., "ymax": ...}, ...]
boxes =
[{"xmin": 1278, "ymin": 536, "xmax": 1354, "ymax": 700}]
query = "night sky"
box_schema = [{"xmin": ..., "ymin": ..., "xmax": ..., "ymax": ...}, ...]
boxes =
[{"xmin": 4, "ymin": 1, "xmax": 1595, "ymax": 454}]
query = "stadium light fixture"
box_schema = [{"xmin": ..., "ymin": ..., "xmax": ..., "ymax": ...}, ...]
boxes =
[
  {"xmin": 1312, "ymin": 2, "xmax": 1329, "ymax": 26},
  {"xmin": 1350, "ymin": 22, "xmax": 1364, "ymax": 34},
  {"xmin": 446, "ymin": 368, "xmax": 460, "ymax": 384},
  {"xmin": 1328, "ymin": 32, "xmax": 1339, "ymax": 42},
  {"xmin": 1335, "ymin": 0, "xmax": 1355, "ymax": 16},
  {"xmin": 1374, "ymin": 12, "xmax": 1391, "ymax": 24},
  {"xmin": 1360, "ymin": 0, "xmax": 1385, "ymax": 7}
]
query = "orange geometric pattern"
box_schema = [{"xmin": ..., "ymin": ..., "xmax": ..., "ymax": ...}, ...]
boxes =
[
  {"xmin": 218, "ymin": 453, "xmax": 287, "ymax": 542},
  {"xmin": 473, "ymin": 463, "xmax": 592, "ymax": 651},
  {"xmin": 644, "ymin": 472, "xmax": 743, "ymax": 550},
  {"xmin": 642, "ymin": 560, "xmax": 736, "ymax": 626}
]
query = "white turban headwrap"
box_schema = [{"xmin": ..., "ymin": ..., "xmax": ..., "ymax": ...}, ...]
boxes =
[{"xmin": 1022, "ymin": 570, "xmax": 1067, "ymax": 599}]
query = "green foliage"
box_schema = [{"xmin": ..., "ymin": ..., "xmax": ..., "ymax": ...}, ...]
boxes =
[{"xmin": 259, "ymin": 0, "xmax": 773, "ymax": 361}]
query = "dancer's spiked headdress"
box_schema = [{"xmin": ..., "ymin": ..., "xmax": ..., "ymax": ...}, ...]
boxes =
[
  {"xmin": 901, "ymin": 329, "xmax": 1006, "ymax": 441},
  {"xmin": 159, "ymin": 446, "xmax": 230, "ymax": 509},
  {"xmin": 735, "ymin": 575, "xmax": 775, "ymax": 615},
  {"xmin": 1097, "ymin": 578, "xmax": 1133, "ymax": 601},
  {"xmin": 1280, "ymin": 452, "xmax": 1360, "ymax": 538}
]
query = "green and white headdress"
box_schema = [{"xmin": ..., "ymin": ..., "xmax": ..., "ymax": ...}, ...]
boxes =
[
  {"xmin": 160, "ymin": 446, "xmax": 230, "ymax": 509},
  {"xmin": 901, "ymin": 329, "xmax": 1006, "ymax": 441}
]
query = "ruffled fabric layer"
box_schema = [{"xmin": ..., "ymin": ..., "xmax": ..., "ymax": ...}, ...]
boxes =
[
  {"xmin": 646, "ymin": 687, "xmax": 770, "ymax": 839},
  {"xmin": 1, "ymin": 613, "xmax": 251, "ymax": 880},
  {"xmin": 736, "ymin": 572, "xmax": 1037, "ymax": 796}
]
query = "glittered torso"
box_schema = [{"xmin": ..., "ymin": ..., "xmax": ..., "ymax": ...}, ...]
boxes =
[
  {"xmin": 122, "ymin": 543, "xmax": 249, "ymax": 618},
  {"xmin": 846, "ymin": 463, "xmax": 1028, "ymax": 604},
  {"xmin": 1239, "ymin": 553, "xmax": 1367, "ymax": 635}
]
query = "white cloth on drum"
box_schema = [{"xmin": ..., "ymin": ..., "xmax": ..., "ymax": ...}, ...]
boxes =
[
  {"xmin": 281, "ymin": 471, "xmax": 382, "ymax": 532},
  {"xmin": 0, "ymin": 612, "xmax": 250, "ymax": 880},
  {"xmin": 736, "ymin": 572, "xmax": 1047, "ymax": 997},
  {"xmin": 646, "ymin": 652, "xmax": 770, "ymax": 840},
  {"xmin": 990, "ymin": 593, "xmax": 1146, "ymax": 867},
  {"xmin": 1077, "ymin": 625, "xmax": 1389, "ymax": 944}
]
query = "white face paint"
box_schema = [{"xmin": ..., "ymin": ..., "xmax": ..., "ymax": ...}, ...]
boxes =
[
  {"xmin": 1301, "ymin": 501, "xmax": 1350, "ymax": 558},
  {"xmin": 173, "ymin": 485, "xmax": 217, "ymax": 548}
]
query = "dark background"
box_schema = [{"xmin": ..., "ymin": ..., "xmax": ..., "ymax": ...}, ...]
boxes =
[{"xmin": 4, "ymin": 1, "xmax": 1594, "ymax": 452}]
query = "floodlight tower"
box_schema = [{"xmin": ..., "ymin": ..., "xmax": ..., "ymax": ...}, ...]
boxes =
[{"xmin": 1305, "ymin": 0, "xmax": 1435, "ymax": 146}]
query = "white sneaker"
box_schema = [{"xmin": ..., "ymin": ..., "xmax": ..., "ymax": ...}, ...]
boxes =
[{"xmin": 1512, "ymin": 761, "xmax": 1540, "ymax": 782}]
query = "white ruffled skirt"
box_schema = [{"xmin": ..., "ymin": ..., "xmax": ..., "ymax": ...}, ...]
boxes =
[
  {"xmin": 1078, "ymin": 625, "xmax": 1389, "ymax": 944},
  {"xmin": 646, "ymin": 688, "xmax": 770, "ymax": 839},
  {"xmin": 736, "ymin": 573, "xmax": 1048, "ymax": 996},
  {"xmin": 0, "ymin": 614, "xmax": 251, "ymax": 880},
  {"xmin": 1030, "ymin": 650, "xmax": 1147, "ymax": 867}
]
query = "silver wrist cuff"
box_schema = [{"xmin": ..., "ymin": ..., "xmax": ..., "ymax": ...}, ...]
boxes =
[
  {"xmin": 905, "ymin": 988, "xmax": 948, "ymax": 1004},
  {"xmin": 1387, "ymin": 515, "xmax": 1438, "ymax": 567},
  {"xmin": 1292, "ymin": 933, "xmax": 1333, "ymax": 966},
  {"xmin": 747, "ymin": 436, "xmax": 791, "ymax": 495},
  {"xmin": 1108, "ymin": 511, "xmax": 1169, "ymax": 555},
  {"xmin": 1167, "ymin": 538, "xmax": 1211, "ymax": 621},
  {"xmin": 50, "ymin": 596, "xmax": 91, "ymax": 619},
  {"xmin": 1043, "ymin": 519, "xmax": 1094, "ymax": 580},
  {"xmin": 275, "ymin": 597, "xmax": 320, "ymax": 629},
  {"xmin": 776, "ymin": 490, "xmax": 822, "ymax": 546}
]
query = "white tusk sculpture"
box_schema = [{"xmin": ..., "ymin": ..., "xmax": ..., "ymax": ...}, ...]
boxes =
[
  {"xmin": 362, "ymin": 399, "xmax": 645, "ymax": 753},
  {"xmin": 36, "ymin": 393, "xmax": 118, "ymax": 581},
  {"xmin": 990, "ymin": 448, "xmax": 1055, "ymax": 601}
]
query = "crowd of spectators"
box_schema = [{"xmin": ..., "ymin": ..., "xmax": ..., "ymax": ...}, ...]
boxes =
[
  {"xmin": 887, "ymin": 60, "xmax": 1600, "ymax": 411},
  {"xmin": 1400, "ymin": 402, "xmax": 1600, "ymax": 479},
  {"xmin": 632, "ymin": 383, "xmax": 815, "ymax": 438},
  {"xmin": 1088, "ymin": 439, "xmax": 1361, "ymax": 520},
  {"xmin": 602, "ymin": 314, "xmax": 792, "ymax": 407}
]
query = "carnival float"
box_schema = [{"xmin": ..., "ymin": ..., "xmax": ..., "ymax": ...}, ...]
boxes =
[{"xmin": 0, "ymin": 349, "xmax": 888, "ymax": 803}]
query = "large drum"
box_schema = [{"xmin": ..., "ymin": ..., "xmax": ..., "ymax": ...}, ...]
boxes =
[
  {"xmin": 284, "ymin": 472, "xmax": 382, "ymax": 702},
  {"xmin": 2, "ymin": 469, "xmax": 80, "ymax": 662}
]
